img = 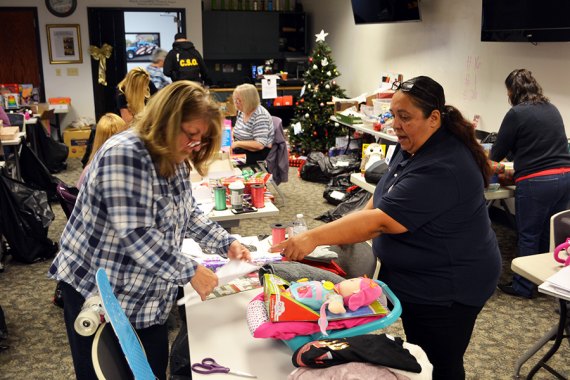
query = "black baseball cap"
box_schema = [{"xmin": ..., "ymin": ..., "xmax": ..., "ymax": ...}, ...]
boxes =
[{"xmin": 174, "ymin": 32, "xmax": 186, "ymax": 40}]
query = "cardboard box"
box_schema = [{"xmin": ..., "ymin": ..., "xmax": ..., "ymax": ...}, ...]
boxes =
[
  {"xmin": 29, "ymin": 103, "xmax": 50, "ymax": 116},
  {"xmin": 63, "ymin": 127, "xmax": 91, "ymax": 158},
  {"xmin": 334, "ymin": 100, "xmax": 359, "ymax": 113},
  {"xmin": 0, "ymin": 126, "xmax": 19, "ymax": 141}
]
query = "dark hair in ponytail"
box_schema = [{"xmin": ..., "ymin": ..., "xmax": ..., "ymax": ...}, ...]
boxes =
[{"xmin": 399, "ymin": 76, "xmax": 492, "ymax": 186}]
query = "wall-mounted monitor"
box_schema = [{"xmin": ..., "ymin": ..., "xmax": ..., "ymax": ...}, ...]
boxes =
[
  {"xmin": 482, "ymin": 0, "xmax": 570, "ymax": 42},
  {"xmin": 351, "ymin": 0, "xmax": 421, "ymax": 25}
]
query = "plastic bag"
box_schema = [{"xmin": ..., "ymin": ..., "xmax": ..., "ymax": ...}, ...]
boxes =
[
  {"xmin": 300, "ymin": 152, "xmax": 361, "ymax": 183},
  {"xmin": 316, "ymin": 188, "xmax": 372, "ymax": 223},
  {"xmin": 323, "ymin": 173, "xmax": 356, "ymax": 205},
  {"xmin": 0, "ymin": 174, "xmax": 58, "ymax": 263}
]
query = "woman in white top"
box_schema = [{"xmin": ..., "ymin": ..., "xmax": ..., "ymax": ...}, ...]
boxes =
[{"xmin": 231, "ymin": 83, "xmax": 275, "ymax": 165}]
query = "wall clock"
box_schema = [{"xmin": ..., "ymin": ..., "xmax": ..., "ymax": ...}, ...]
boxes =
[{"xmin": 46, "ymin": 0, "xmax": 77, "ymax": 18}]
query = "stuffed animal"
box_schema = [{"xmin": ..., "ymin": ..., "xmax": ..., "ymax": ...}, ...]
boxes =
[
  {"xmin": 328, "ymin": 277, "xmax": 383, "ymax": 314},
  {"xmin": 361, "ymin": 143, "xmax": 385, "ymax": 171}
]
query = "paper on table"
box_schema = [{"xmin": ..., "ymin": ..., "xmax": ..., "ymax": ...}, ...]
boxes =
[
  {"xmin": 539, "ymin": 265, "xmax": 570, "ymax": 300},
  {"xmin": 178, "ymin": 260, "xmax": 260, "ymax": 306}
]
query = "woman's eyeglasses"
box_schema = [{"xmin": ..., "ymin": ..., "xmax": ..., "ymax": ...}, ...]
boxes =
[
  {"xmin": 181, "ymin": 129, "xmax": 209, "ymax": 149},
  {"xmin": 391, "ymin": 80, "xmax": 414, "ymax": 92}
]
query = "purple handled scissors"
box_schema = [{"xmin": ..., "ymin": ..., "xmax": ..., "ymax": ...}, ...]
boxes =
[{"xmin": 191, "ymin": 357, "xmax": 257, "ymax": 378}]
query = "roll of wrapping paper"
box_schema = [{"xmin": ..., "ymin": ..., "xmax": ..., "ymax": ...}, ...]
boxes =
[
  {"xmin": 271, "ymin": 223, "xmax": 287, "ymax": 244},
  {"xmin": 251, "ymin": 183, "xmax": 265, "ymax": 208},
  {"xmin": 213, "ymin": 186, "xmax": 227, "ymax": 211}
]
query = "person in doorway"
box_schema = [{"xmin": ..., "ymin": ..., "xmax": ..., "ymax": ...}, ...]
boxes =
[
  {"xmin": 76, "ymin": 113, "xmax": 128, "ymax": 188},
  {"xmin": 270, "ymin": 76, "xmax": 501, "ymax": 380},
  {"xmin": 163, "ymin": 32, "xmax": 211, "ymax": 85},
  {"xmin": 231, "ymin": 83, "xmax": 274, "ymax": 165},
  {"xmin": 492, "ymin": 69, "xmax": 570, "ymax": 299},
  {"xmin": 116, "ymin": 67, "xmax": 158, "ymax": 124},
  {"xmin": 48, "ymin": 81, "xmax": 251, "ymax": 380},
  {"xmin": 146, "ymin": 48, "xmax": 172, "ymax": 90}
]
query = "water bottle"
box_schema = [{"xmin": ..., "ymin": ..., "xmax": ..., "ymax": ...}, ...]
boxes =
[{"xmin": 290, "ymin": 213, "xmax": 308, "ymax": 237}]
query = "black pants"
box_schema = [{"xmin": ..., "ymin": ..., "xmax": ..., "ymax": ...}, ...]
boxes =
[
  {"xmin": 234, "ymin": 147, "xmax": 271, "ymax": 166},
  {"xmin": 400, "ymin": 301, "xmax": 482, "ymax": 380},
  {"xmin": 61, "ymin": 281, "xmax": 169, "ymax": 380}
]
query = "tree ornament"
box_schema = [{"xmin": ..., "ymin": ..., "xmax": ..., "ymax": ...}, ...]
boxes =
[
  {"xmin": 313, "ymin": 64, "xmax": 318, "ymax": 70},
  {"xmin": 334, "ymin": 122, "xmax": 339, "ymax": 127},
  {"xmin": 295, "ymin": 101, "xmax": 299, "ymax": 106},
  {"xmin": 313, "ymin": 131, "xmax": 318, "ymax": 136},
  {"xmin": 327, "ymin": 71, "xmax": 332, "ymax": 76},
  {"xmin": 332, "ymin": 80, "xmax": 336, "ymax": 85},
  {"xmin": 300, "ymin": 99, "xmax": 304, "ymax": 103},
  {"xmin": 320, "ymin": 102, "xmax": 324, "ymax": 106},
  {"xmin": 315, "ymin": 29, "xmax": 329, "ymax": 42},
  {"xmin": 325, "ymin": 84, "xmax": 330, "ymax": 89},
  {"xmin": 321, "ymin": 57, "xmax": 328, "ymax": 66},
  {"xmin": 309, "ymin": 57, "xmax": 313, "ymax": 63},
  {"xmin": 305, "ymin": 113, "xmax": 310, "ymax": 119}
]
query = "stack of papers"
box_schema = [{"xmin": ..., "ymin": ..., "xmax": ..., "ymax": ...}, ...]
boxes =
[{"xmin": 538, "ymin": 265, "xmax": 570, "ymax": 300}]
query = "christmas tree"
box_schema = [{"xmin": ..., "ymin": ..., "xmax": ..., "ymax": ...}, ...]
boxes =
[{"xmin": 289, "ymin": 30, "xmax": 347, "ymax": 154}]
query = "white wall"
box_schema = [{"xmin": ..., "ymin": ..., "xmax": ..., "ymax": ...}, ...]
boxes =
[
  {"xmin": 1, "ymin": 0, "xmax": 202, "ymax": 128},
  {"xmin": 302, "ymin": 0, "xmax": 570, "ymax": 134}
]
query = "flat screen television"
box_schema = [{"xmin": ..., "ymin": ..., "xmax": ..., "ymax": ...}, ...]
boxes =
[
  {"xmin": 482, "ymin": 0, "xmax": 570, "ymax": 42},
  {"xmin": 351, "ymin": 0, "xmax": 421, "ymax": 25}
]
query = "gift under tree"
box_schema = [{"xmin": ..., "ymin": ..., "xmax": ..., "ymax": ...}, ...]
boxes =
[{"xmin": 289, "ymin": 30, "xmax": 347, "ymax": 154}]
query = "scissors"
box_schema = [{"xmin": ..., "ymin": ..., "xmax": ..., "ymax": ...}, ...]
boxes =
[{"xmin": 191, "ymin": 357, "xmax": 257, "ymax": 378}]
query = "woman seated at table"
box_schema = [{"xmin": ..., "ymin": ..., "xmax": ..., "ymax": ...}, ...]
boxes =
[{"xmin": 231, "ymin": 84, "xmax": 274, "ymax": 165}]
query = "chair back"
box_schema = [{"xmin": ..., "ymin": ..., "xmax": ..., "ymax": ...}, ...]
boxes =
[
  {"xmin": 549, "ymin": 209, "xmax": 570, "ymax": 251},
  {"xmin": 7, "ymin": 113, "xmax": 25, "ymax": 132},
  {"xmin": 265, "ymin": 116, "xmax": 289, "ymax": 185},
  {"xmin": 56, "ymin": 182, "xmax": 79, "ymax": 219}
]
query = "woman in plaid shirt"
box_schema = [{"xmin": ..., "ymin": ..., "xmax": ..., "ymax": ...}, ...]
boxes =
[{"xmin": 49, "ymin": 81, "xmax": 251, "ymax": 380}]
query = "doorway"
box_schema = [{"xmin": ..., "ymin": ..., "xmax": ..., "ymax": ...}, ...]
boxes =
[{"xmin": 87, "ymin": 8, "xmax": 185, "ymax": 120}]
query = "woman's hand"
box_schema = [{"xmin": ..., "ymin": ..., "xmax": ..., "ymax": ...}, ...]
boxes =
[
  {"xmin": 227, "ymin": 240, "xmax": 251, "ymax": 262},
  {"xmin": 190, "ymin": 264, "xmax": 219, "ymax": 301},
  {"xmin": 269, "ymin": 232, "xmax": 317, "ymax": 261}
]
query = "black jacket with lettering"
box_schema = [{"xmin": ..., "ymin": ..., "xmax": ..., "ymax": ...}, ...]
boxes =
[{"xmin": 163, "ymin": 40, "xmax": 211, "ymax": 85}]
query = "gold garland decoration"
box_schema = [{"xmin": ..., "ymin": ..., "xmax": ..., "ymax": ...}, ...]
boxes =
[{"xmin": 89, "ymin": 44, "xmax": 113, "ymax": 86}]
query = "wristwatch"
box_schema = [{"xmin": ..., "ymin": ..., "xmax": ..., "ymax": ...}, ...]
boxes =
[{"xmin": 45, "ymin": 0, "xmax": 77, "ymax": 17}]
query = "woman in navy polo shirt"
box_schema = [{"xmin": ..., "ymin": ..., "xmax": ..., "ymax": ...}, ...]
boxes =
[
  {"xmin": 492, "ymin": 69, "xmax": 570, "ymax": 299},
  {"xmin": 271, "ymin": 76, "xmax": 501, "ymax": 380}
]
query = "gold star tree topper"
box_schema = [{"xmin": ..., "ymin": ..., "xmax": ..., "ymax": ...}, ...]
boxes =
[{"xmin": 315, "ymin": 29, "xmax": 329, "ymax": 42}]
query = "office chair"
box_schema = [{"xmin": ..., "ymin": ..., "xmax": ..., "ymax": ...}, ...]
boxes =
[
  {"xmin": 55, "ymin": 182, "xmax": 79, "ymax": 219},
  {"xmin": 258, "ymin": 116, "xmax": 288, "ymax": 205},
  {"xmin": 6, "ymin": 112, "xmax": 25, "ymax": 132},
  {"xmin": 514, "ymin": 209, "xmax": 570, "ymax": 378}
]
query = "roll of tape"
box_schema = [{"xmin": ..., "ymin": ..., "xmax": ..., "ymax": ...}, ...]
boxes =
[{"xmin": 271, "ymin": 223, "xmax": 287, "ymax": 244}]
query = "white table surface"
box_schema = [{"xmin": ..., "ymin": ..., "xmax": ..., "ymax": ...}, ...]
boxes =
[
  {"xmin": 207, "ymin": 201, "xmax": 279, "ymax": 222},
  {"xmin": 331, "ymin": 115, "xmax": 398, "ymax": 142},
  {"xmin": 185, "ymin": 288, "xmax": 293, "ymax": 379},
  {"xmin": 350, "ymin": 172, "xmax": 515, "ymax": 201},
  {"xmin": 511, "ymin": 253, "xmax": 563, "ymax": 286},
  {"xmin": 1, "ymin": 131, "xmax": 25, "ymax": 146}
]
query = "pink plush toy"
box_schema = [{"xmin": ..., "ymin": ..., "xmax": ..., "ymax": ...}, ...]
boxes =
[{"xmin": 328, "ymin": 277, "xmax": 383, "ymax": 314}]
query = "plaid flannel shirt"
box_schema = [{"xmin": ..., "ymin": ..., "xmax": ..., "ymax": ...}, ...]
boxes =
[{"xmin": 49, "ymin": 130, "xmax": 235, "ymax": 329}]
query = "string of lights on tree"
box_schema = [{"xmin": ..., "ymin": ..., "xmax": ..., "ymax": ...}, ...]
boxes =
[{"xmin": 289, "ymin": 30, "xmax": 347, "ymax": 154}]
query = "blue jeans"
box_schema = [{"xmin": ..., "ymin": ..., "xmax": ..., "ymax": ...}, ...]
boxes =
[{"xmin": 513, "ymin": 173, "xmax": 570, "ymax": 297}]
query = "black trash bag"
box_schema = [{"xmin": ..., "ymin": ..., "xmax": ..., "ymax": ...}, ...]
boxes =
[
  {"xmin": 29, "ymin": 123, "xmax": 68, "ymax": 173},
  {"xmin": 0, "ymin": 174, "xmax": 58, "ymax": 263},
  {"xmin": 316, "ymin": 188, "xmax": 372, "ymax": 223},
  {"xmin": 323, "ymin": 173, "xmax": 355, "ymax": 205},
  {"xmin": 19, "ymin": 143, "xmax": 62, "ymax": 202},
  {"xmin": 0, "ymin": 305, "xmax": 7, "ymax": 351},
  {"xmin": 300, "ymin": 152, "xmax": 361, "ymax": 183},
  {"xmin": 169, "ymin": 319, "xmax": 192, "ymax": 379}
]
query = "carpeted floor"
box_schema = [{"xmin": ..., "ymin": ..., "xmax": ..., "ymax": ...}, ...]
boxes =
[{"xmin": 0, "ymin": 158, "xmax": 567, "ymax": 379}]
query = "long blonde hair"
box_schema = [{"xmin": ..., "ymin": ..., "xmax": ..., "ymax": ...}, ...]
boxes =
[
  {"xmin": 118, "ymin": 67, "xmax": 151, "ymax": 117},
  {"xmin": 134, "ymin": 81, "xmax": 222, "ymax": 178},
  {"xmin": 88, "ymin": 113, "xmax": 128, "ymax": 164}
]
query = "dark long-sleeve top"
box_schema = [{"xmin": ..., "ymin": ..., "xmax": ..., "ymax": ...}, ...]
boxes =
[{"xmin": 490, "ymin": 102, "xmax": 570, "ymax": 180}]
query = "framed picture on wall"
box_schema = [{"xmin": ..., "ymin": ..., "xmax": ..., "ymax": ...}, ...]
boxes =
[
  {"xmin": 125, "ymin": 33, "xmax": 160, "ymax": 62},
  {"xmin": 46, "ymin": 24, "xmax": 83, "ymax": 64}
]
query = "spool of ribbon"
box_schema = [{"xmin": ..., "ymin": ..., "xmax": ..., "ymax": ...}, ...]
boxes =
[
  {"xmin": 271, "ymin": 223, "xmax": 287, "ymax": 245},
  {"xmin": 89, "ymin": 44, "xmax": 113, "ymax": 86}
]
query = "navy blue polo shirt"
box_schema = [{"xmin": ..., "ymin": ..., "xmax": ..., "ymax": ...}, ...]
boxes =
[{"xmin": 373, "ymin": 127, "xmax": 501, "ymax": 307}]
